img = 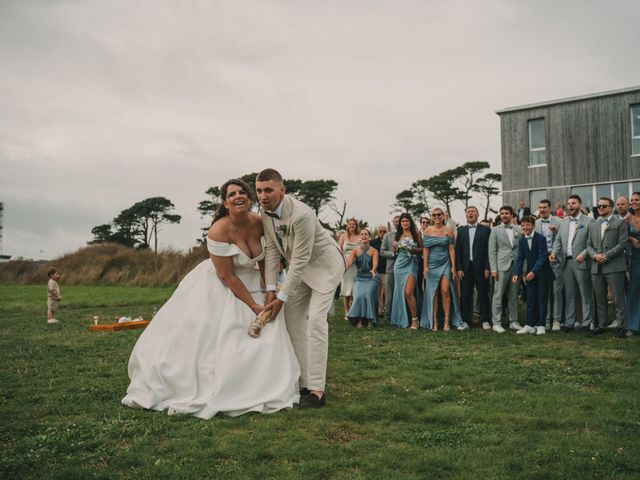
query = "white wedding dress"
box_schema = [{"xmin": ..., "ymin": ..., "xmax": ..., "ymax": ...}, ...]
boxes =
[{"xmin": 122, "ymin": 237, "xmax": 300, "ymax": 418}]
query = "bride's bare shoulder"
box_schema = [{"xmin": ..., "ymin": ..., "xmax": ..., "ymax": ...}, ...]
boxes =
[
  {"xmin": 207, "ymin": 218, "xmax": 231, "ymax": 243},
  {"xmin": 250, "ymin": 213, "xmax": 264, "ymax": 234}
]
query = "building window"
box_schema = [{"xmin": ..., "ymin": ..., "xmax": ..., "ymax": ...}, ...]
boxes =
[
  {"xmin": 528, "ymin": 118, "xmax": 546, "ymax": 166},
  {"xmin": 530, "ymin": 189, "xmax": 548, "ymax": 211},
  {"xmin": 571, "ymin": 186, "xmax": 594, "ymax": 210},
  {"xmin": 595, "ymin": 183, "xmax": 612, "ymax": 201},
  {"xmin": 633, "ymin": 181, "xmax": 640, "ymax": 194},
  {"xmin": 613, "ymin": 182, "xmax": 630, "ymax": 200},
  {"xmin": 632, "ymin": 104, "xmax": 640, "ymax": 156}
]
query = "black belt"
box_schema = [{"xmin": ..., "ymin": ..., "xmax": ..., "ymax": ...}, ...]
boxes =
[{"xmin": 566, "ymin": 256, "xmax": 573, "ymax": 260}]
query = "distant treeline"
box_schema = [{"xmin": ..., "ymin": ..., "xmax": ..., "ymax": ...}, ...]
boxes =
[{"xmin": 0, "ymin": 243, "xmax": 209, "ymax": 286}]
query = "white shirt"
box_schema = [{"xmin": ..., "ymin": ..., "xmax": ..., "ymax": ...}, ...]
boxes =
[
  {"xmin": 567, "ymin": 213, "xmax": 581, "ymax": 256},
  {"xmin": 525, "ymin": 234, "xmax": 533, "ymax": 250},
  {"xmin": 504, "ymin": 224, "xmax": 515, "ymax": 247},
  {"xmin": 468, "ymin": 223, "xmax": 477, "ymax": 261},
  {"xmin": 266, "ymin": 201, "xmax": 288, "ymax": 302},
  {"xmin": 600, "ymin": 214, "xmax": 613, "ymax": 239},
  {"xmin": 539, "ymin": 217, "xmax": 553, "ymax": 250}
]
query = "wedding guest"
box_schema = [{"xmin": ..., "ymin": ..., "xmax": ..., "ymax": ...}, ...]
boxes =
[
  {"xmin": 616, "ymin": 196, "xmax": 630, "ymax": 220},
  {"xmin": 488, "ymin": 206, "xmax": 522, "ymax": 333},
  {"xmin": 512, "ymin": 216, "xmax": 555, "ymax": 335},
  {"xmin": 587, "ymin": 197, "xmax": 628, "ymax": 336},
  {"xmin": 420, "ymin": 207, "xmax": 462, "ymax": 331},
  {"xmin": 346, "ymin": 229, "xmax": 379, "ymax": 328},
  {"xmin": 626, "ymin": 192, "xmax": 640, "ymax": 336},
  {"xmin": 550, "ymin": 194, "xmax": 594, "ymax": 331},
  {"xmin": 338, "ymin": 218, "xmax": 360, "ymax": 319},
  {"xmin": 554, "ymin": 202, "xmax": 566, "ymax": 218},
  {"xmin": 455, "ymin": 206, "xmax": 491, "ymax": 330},
  {"xmin": 380, "ymin": 216, "xmax": 400, "ymax": 325},
  {"xmin": 370, "ymin": 225, "xmax": 388, "ymax": 316},
  {"xmin": 535, "ymin": 199, "xmax": 563, "ymax": 331},
  {"xmin": 47, "ymin": 267, "xmax": 62, "ymax": 324},
  {"xmin": 517, "ymin": 200, "xmax": 531, "ymax": 221},
  {"xmin": 420, "ymin": 216, "xmax": 431, "ymax": 233},
  {"xmin": 390, "ymin": 213, "xmax": 423, "ymax": 330}
]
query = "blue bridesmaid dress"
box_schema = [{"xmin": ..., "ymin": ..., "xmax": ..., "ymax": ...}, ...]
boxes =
[
  {"xmin": 627, "ymin": 221, "xmax": 640, "ymax": 333},
  {"xmin": 419, "ymin": 235, "xmax": 463, "ymax": 329},
  {"xmin": 390, "ymin": 237, "xmax": 420, "ymax": 328},
  {"xmin": 347, "ymin": 246, "xmax": 380, "ymax": 327}
]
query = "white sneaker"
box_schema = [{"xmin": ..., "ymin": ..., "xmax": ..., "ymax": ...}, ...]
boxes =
[
  {"xmin": 516, "ymin": 325, "xmax": 536, "ymax": 334},
  {"xmin": 47, "ymin": 319, "xmax": 60, "ymax": 324},
  {"xmin": 545, "ymin": 321, "xmax": 551, "ymax": 330},
  {"xmin": 607, "ymin": 321, "xmax": 619, "ymax": 329},
  {"xmin": 492, "ymin": 324, "xmax": 506, "ymax": 333},
  {"xmin": 509, "ymin": 322, "xmax": 523, "ymax": 331},
  {"xmin": 457, "ymin": 322, "xmax": 469, "ymax": 331},
  {"xmin": 552, "ymin": 321, "xmax": 561, "ymax": 332},
  {"xmin": 536, "ymin": 326, "xmax": 546, "ymax": 335},
  {"xmin": 482, "ymin": 321, "xmax": 491, "ymax": 330}
]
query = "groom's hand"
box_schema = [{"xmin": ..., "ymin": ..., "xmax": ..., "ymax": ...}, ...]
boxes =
[
  {"xmin": 265, "ymin": 297, "xmax": 284, "ymax": 319},
  {"xmin": 265, "ymin": 291, "xmax": 276, "ymax": 305}
]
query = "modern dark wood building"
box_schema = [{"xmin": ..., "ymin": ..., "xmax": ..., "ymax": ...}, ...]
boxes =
[{"xmin": 496, "ymin": 86, "xmax": 640, "ymax": 213}]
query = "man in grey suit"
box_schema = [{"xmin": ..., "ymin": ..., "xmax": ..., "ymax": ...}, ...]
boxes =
[
  {"xmin": 535, "ymin": 199, "xmax": 563, "ymax": 331},
  {"xmin": 258, "ymin": 168, "xmax": 345, "ymax": 408},
  {"xmin": 550, "ymin": 194, "xmax": 594, "ymax": 331},
  {"xmin": 380, "ymin": 215, "xmax": 400, "ymax": 324},
  {"xmin": 488, "ymin": 205, "xmax": 522, "ymax": 333},
  {"xmin": 587, "ymin": 196, "xmax": 628, "ymax": 336}
]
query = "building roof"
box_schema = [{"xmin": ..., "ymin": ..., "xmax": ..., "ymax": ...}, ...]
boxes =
[{"xmin": 495, "ymin": 85, "xmax": 640, "ymax": 115}]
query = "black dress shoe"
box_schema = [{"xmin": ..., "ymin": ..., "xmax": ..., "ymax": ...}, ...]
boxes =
[
  {"xmin": 591, "ymin": 327, "xmax": 607, "ymax": 336},
  {"xmin": 561, "ymin": 325, "xmax": 574, "ymax": 333},
  {"xmin": 299, "ymin": 388, "xmax": 311, "ymax": 396},
  {"xmin": 299, "ymin": 392, "xmax": 325, "ymax": 409}
]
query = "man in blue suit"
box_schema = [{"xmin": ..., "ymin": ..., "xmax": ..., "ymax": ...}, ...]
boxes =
[
  {"xmin": 512, "ymin": 215, "xmax": 555, "ymax": 335},
  {"xmin": 455, "ymin": 206, "xmax": 491, "ymax": 330}
]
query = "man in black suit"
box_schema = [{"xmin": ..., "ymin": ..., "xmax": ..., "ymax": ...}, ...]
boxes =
[
  {"xmin": 517, "ymin": 200, "xmax": 531, "ymax": 221},
  {"xmin": 455, "ymin": 206, "xmax": 491, "ymax": 330}
]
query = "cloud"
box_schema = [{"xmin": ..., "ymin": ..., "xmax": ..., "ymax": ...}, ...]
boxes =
[{"xmin": 1, "ymin": 0, "xmax": 639, "ymax": 258}]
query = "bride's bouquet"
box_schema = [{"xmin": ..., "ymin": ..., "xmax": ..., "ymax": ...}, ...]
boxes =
[{"xmin": 248, "ymin": 309, "xmax": 272, "ymax": 338}]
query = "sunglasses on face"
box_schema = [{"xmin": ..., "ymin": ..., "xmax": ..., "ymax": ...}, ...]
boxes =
[
  {"xmin": 432, "ymin": 214, "xmax": 443, "ymax": 217},
  {"xmin": 597, "ymin": 204, "xmax": 610, "ymax": 209}
]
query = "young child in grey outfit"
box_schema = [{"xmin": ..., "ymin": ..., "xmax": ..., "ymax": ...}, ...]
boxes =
[{"xmin": 47, "ymin": 267, "xmax": 62, "ymax": 324}]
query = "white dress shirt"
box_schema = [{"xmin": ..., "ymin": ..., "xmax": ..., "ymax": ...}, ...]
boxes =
[{"xmin": 468, "ymin": 223, "xmax": 477, "ymax": 261}]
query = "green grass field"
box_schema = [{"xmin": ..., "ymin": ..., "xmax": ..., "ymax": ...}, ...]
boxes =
[{"xmin": 1, "ymin": 284, "xmax": 639, "ymax": 479}]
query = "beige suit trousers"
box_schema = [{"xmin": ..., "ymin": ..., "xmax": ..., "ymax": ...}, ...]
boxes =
[{"xmin": 284, "ymin": 281, "xmax": 335, "ymax": 392}]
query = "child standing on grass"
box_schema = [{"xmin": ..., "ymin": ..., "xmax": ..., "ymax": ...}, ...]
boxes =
[{"xmin": 47, "ymin": 267, "xmax": 62, "ymax": 324}]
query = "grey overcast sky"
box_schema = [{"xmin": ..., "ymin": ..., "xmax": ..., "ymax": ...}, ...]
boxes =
[{"xmin": 1, "ymin": 0, "xmax": 639, "ymax": 259}]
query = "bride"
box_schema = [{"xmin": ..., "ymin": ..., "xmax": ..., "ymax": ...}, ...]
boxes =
[{"xmin": 122, "ymin": 179, "xmax": 300, "ymax": 418}]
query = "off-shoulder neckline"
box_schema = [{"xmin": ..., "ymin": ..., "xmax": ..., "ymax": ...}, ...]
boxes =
[{"xmin": 207, "ymin": 236, "xmax": 265, "ymax": 260}]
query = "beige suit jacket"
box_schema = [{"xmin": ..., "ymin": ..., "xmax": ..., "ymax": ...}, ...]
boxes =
[{"xmin": 262, "ymin": 195, "xmax": 344, "ymax": 297}]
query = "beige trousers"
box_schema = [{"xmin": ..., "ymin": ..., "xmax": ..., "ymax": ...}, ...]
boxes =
[{"xmin": 284, "ymin": 282, "xmax": 335, "ymax": 392}]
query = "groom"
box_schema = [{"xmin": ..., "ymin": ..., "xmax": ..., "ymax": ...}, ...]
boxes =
[{"xmin": 256, "ymin": 168, "xmax": 344, "ymax": 408}]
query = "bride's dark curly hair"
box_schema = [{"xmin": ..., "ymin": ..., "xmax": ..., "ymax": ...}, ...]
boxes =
[{"xmin": 211, "ymin": 178, "xmax": 256, "ymax": 225}]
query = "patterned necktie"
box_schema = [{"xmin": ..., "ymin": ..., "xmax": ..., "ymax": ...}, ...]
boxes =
[{"xmin": 264, "ymin": 211, "xmax": 280, "ymax": 219}]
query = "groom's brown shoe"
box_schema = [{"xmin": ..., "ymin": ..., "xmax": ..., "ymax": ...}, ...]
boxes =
[{"xmin": 299, "ymin": 392, "xmax": 325, "ymax": 409}]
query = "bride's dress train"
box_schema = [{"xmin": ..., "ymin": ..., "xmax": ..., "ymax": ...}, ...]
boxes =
[{"xmin": 122, "ymin": 237, "xmax": 300, "ymax": 418}]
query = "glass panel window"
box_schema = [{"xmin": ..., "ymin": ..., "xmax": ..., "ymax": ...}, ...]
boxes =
[
  {"xmin": 633, "ymin": 181, "xmax": 640, "ymax": 194},
  {"xmin": 612, "ymin": 182, "xmax": 630, "ymax": 201},
  {"xmin": 632, "ymin": 105, "xmax": 640, "ymax": 155},
  {"xmin": 528, "ymin": 118, "xmax": 546, "ymax": 166},
  {"xmin": 530, "ymin": 189, "xmax": 548, "ymax": 212},
  {"xmin": 595, "ymin": 183, "xmax": 612, "ymax": 202},
  {"xmin": 571, "ymin": 186, "xmax": 593, "ymax": 210}
]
